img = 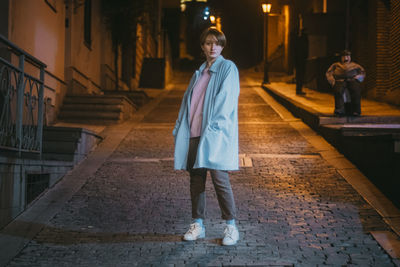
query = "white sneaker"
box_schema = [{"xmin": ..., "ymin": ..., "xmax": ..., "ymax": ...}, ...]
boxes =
[
  {"xmin": 222, "ymin": 224, "xmax": 239, "ymax": 246},
  {"xmin": 183, "ymin": 222, "xmax": 205, "ymax": 241}
]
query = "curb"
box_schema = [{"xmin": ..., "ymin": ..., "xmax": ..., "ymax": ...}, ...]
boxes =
[{"xmin": 261, "ymin": 84, "xmax": 400, "ymax": 238}]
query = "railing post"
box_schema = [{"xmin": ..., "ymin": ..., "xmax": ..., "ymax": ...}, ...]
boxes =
[
  {"xmin": 16, "ymin": 54, "xmax": 25, "ymax": 156},
  {"xmin": 37, "ymin": 67, "xmax": 45, "ymax": 157}
]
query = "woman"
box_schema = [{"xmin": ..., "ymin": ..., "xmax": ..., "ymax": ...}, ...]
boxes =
[{"xmin": 172, "ymin": 27, "xmax": 240, "ymax": 246}]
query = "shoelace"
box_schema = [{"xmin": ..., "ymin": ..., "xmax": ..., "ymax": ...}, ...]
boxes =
[
  {"xmin": 187, "ymin": 223, "xmax": 198, "ymax": 235},
  {"xmin": 224, "ymin": 226, "xmax": 235, "ymax": 239}
]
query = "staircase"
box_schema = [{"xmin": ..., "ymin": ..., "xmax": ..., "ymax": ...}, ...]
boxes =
[
  {"xmin": 58, "ymin": 95, "xmax": 138, "ymax": 124},
  {"xmin": 42, "ymin": 126, "xmax": 103, "ymax": 163},
  {"xmin": 102, "ymin": 90, "xmax": 150, "ymax": 107}
]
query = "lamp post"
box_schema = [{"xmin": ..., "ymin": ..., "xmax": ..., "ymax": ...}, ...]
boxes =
[{"xmin": 262, "ymin": 3, "xmax": 271, "ymax": 84}]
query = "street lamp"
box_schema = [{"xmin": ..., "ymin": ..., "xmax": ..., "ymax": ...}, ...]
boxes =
[
  {"xmin": 262, "ymin": 2, "xmax": 271, "ymax": 84},
  {"xmin": 210, "ymin": 15, "xmax": 216, "ymax": 24},
  {"xmin": 262, "ymin": 3, "xmax": 271, "ymax": 13}
]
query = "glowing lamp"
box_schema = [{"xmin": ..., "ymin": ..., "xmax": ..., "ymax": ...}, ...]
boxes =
[
  {"xmin": 210, "ymin": 15, "xmax": 216, "ymax": 24},
  {"xmin": 262, "ymin": 3, "xmax": 271, "ymax": 14}
]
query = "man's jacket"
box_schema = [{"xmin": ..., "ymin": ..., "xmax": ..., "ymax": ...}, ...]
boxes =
[{"xmin": 326, "ymin": 61, "xmax": 365, "ymax": 86}]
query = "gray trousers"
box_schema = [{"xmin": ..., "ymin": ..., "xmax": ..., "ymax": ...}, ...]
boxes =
[
  {"xmin": 333, "ymin": 80, "xmax": 362, "ymax": 114},
  {"xmin": 187, "ymin": 137, "xmax": 237, "ymax": 220}
]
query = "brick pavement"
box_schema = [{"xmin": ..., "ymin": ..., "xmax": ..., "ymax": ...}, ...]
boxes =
[{"xmin": 3, "ymin": 72, "xmax": 398, "ymax": 266}]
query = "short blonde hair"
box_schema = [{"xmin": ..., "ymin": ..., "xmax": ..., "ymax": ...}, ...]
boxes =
[{"xmin": 200, "ymin": 27, "xmax": 226, "ymax": 47}]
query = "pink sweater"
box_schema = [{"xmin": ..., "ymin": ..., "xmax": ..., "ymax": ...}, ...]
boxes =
[{"xmin": 190, "ymin": 67, "xmax": 211, "ymax": 137}]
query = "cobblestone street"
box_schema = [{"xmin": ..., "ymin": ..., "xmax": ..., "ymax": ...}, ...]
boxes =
[{"xmin": 4, "ymin": 72, "xmax": 397, "ymax": 266}]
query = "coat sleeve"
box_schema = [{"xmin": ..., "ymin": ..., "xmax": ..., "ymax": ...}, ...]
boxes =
[
  {"xmin": 326, "ymin": 63, "xmax": 336, "ymax": 86},
  {"xmin": 354, "ymin": 63, "xmax": 366, "ymax": 82},
  {"xmin": 172, "ymin": 73, "xmax": 195, "ymax": 137},
  {"xmin": 210, "ymin": 62, "xmax": 240, "ymax": 136}
]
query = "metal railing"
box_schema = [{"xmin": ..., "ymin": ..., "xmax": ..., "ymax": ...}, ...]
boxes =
[{"xmin": 0, "ymin": 34, "xmax": 46, "ymax": 156}]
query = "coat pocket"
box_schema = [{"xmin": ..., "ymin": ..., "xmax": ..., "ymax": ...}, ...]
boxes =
[{"xmin": 172, "ymin": 121, "xmax": 180, "ymax": 137}]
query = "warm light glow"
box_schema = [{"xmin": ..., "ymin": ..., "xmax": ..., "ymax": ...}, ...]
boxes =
[
  {"xmin": 216, "ymin": 17, "xmax": 222, "ymax": 31},
  {"xmin": 180, "ymin": 3, "xmax": 186, "ymax": 12},
  {"xmin": 284, "ymin": 5, "xmax": 290, "ymax": 70},
  {"xmin": 262, "ymin": 3, "xmax": 271, "ymax": 14},
  {"xmin": 210, "ymin": 15, "xmax": 216, "ymax": 24}
]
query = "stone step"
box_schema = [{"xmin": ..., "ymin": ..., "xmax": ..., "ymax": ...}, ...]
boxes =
[
  {"xmin": 322, "ymin": 123, "xmax": 400, "ymax": 137},
  {"xmin": 61, "ymin": 103, "xmax": 123, "ymax": 112},
  {"xmin": 43, "ymin": 126, "xmax": 93, "ymax": 141},
  {"xmin": 56, "ymin": 117, "xmax": 122, "ymax": 125},
  {"xmin": 319, "ymin": 116, "xmax": 400, "ymax": 125},
  {"xmin": 63, "ymin": 95, "xmax": 127, "ymax": 105},
  {"xmin": 43, "ymin": 140, "xmax": 78, "ymax": 154},
  {"xmin": 102, "ymin": 90, "xmax": 149, "ymax": 107},
  {"xmin": 58, "ymin": 110, "xmax": 122, "ymax": 120},
  {"xmin": 58, "ymin": 94, "xmax": 136, "ymax": 124},
  {"xmin": 41, "ymin": 153, "xmax": 78, "ymax": 162},
  {"xmin": 42, "ymin": 126, "xmax": 102, "ymax": 162}
]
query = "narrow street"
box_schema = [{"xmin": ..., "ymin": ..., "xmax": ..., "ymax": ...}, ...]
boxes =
[{"xmin": 4, "ymin": 72, "xmax": 396, "ymax": 266}]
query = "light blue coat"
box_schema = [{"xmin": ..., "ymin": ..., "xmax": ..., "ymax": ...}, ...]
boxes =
[{"xmin": 173, "ymin": 55, "xmax": 240, "ymax": 171}]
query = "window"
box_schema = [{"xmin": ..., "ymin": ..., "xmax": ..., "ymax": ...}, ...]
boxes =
[{"xmin": 84, "ymin": 0, "xmax": 92, "ymax": 48}]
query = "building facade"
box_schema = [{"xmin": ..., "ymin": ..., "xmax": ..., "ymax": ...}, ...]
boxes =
[
  {"xmin": 295, "ymin": 0, "xmax": 400, "ymax": 105},
  {"xmin": 1, "ymin": 0, "xmax": 160, "ymax": 124},
  {"xmin": 0, "ymin": 0, "xmax": 162, "ymax": 229}
]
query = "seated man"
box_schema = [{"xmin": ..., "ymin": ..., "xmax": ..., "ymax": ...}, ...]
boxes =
[{"xmin": 326, "ymin": 50, "xmax": 366, "ymax": 116}]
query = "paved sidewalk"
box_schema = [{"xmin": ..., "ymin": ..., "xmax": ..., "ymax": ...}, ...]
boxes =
[
  {"xmin": 1, "ymin": 71, "xmax": 399, "ymax": 266},
  {"xmin": 253, "ymin": 71, "xmax": 400, "ymax": 127},
  {"xmin": 244, "ymin": 70, "xmax": 400, "ymax": 118},
  {"xmin": 246, "ymin": 70, "xmax": 400, "ymax": 231},
  {"xmin": 265, "ymin": 82, "xmax": 400, "ymax": 118}
]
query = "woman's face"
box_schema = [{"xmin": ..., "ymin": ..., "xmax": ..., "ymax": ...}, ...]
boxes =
[{"xmin": 201, "ymin": 34, "xmax": 224, "ymax": 61}]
